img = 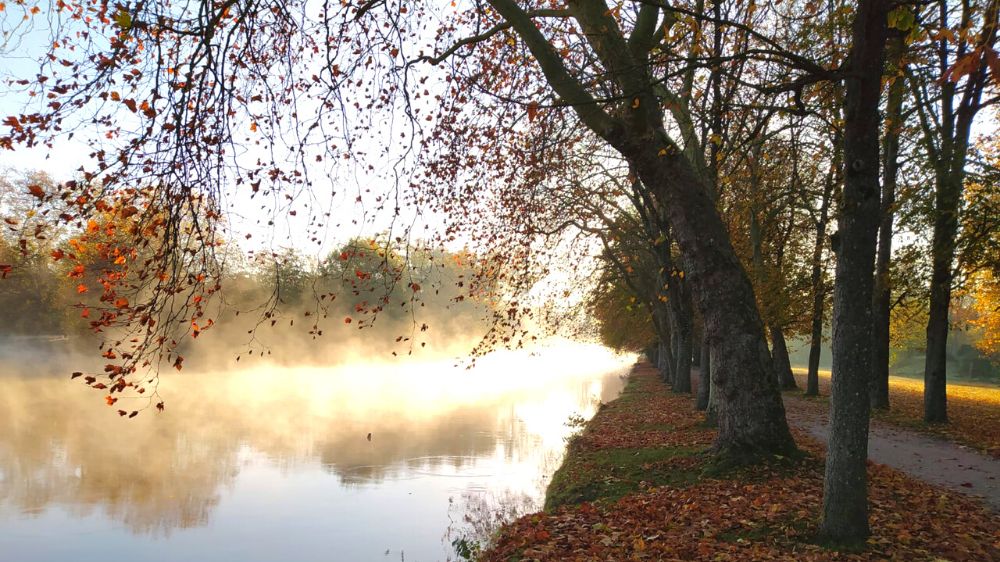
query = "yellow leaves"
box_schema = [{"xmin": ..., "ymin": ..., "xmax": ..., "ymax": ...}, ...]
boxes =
[
  {"xmin": 887, "ymin": 6, "xmax": 915, "ymax": 31},
  {"xmin": 114, "ymin": 9, "xmax": 132, "ymax": 29},
  {"xmin": 969, "ymin": 270, "xmax": 1000, "ymax": 359}
]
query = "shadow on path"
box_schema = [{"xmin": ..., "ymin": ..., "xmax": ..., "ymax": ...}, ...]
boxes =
[{"xmin": 782, "ymin": 394, "xmax": 1000, "ymax": 512}]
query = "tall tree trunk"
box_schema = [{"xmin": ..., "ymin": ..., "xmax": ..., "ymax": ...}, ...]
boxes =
[
  {"xmin": 807, "ymin": 138, "xmax": 838, "ymax": 397},
  {"xmin": 871, "ymin": 33, "xmax": 905, "ymax": 411},
  {"xmin": 819, "ymin": 0, "xmax": 889, "ymax": 542},
  {"xmin": 692, "ymin": 321, "xmax": 702, "ymax": 368},
  {"xmin": 629, "ymin": 149, "xmax": 795, "ymax": 457},
  {"xmin": 491, "ymin": 0, "xmax": 795, "ymax": 457},
  {"xmin": 655, "ymin": 303, "xmax": 675, "ymax": 384},
  {"xmin": 770, "ymin": 324, "xmax": 797, "ymax": 390},
  {"xmin": 916, "ymin": 0, "xmax": 994, "ymax": 423},
  {"xmin": 923, "ymin": 170, "xmax": 961, "ymax": 423},
  {"xmin": 672, "ymin": 277, "xmax": 694, "ymax": 393},
  {"xmin": 696, "ymin": 329, "xmax": 711, "ymax": 411}
]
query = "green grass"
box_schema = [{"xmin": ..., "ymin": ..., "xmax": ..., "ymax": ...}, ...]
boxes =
[{"xmin": 544, "ymin": 444, "xmax": 703, "ymax": 510}]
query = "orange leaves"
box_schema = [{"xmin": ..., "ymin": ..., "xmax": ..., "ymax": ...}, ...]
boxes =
[
  {"xmin": 76, "ymin": 283, "xmax": 88, "ymax": 294},
  {"xmin": 105, "ymin": 395, "xmax": 117, "ymax": 406},
  {"xmin": 27, "ymin": 183, "xmax": 44, "ymax": 198},
  {"xmin": 69, "ymin": 264, "xmax": 85, "ymax": 278},
  {"xmin": 527, "ymin": 101, "xmax": 539, "ymax": 122},
  {"xmin": 943, "ymin": 46, "xmax": 1000, "ymax": 85},
  {"xmin": 114, "ymin": 297, "xmax": 129, "ymax": 309},
  {"xmin": 481, "ymin": 366, "xmax": 1000, "ymax": 562},
  {"xmin": 3, "ymin": 116, "xmax": 21, "ymax": 132}
]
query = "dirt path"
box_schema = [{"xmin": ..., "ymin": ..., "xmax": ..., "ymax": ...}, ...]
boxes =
[{"xmin": 782, "ymin": 394, "xmax": 1000, "ymax": 512}]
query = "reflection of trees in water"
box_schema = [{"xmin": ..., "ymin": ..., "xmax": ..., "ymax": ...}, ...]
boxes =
[{"xmin": 0, "ymin": 364, "xmax": 624, "ymax": 534}]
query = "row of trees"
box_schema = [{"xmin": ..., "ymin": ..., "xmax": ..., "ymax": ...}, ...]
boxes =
[
  {"xmin": 1, "ymin": 0, "xmax": 998, "ymax": 544},
  {"xmin": 0, "ymin": 172, "xmax": 490, "ymax": 363}
]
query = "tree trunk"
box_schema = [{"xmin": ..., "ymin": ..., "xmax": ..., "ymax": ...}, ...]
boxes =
[
  {"xmin": 672, "ymin": 277, "xmax": 693, "ymax": 393},
  {"xmin": 871, "ymin": 34, "xmax": 905, "ymax": 411},
  {"xmin": 770, "ymin": 324, "xmax": 797, "ymax": 390},
  {"xmin": 923, "ymin": 171, "xmax": 961, "ymax": 423},
  {"xmin": 696, "ymin": 329, "xmax": 711, "ymax": 411},
  {"xmin": 807, "ymin": 140, "xmax": 837, "ymax": 397},
  {"xmin": 628, "ymin": 148, "xmax": 795, "ymax": 457},
  {"xmin": 492, "ymin": 0, "xmax": 794, "ymax": 457},
  {"xmin": 819, "ymin": 0, "xmax": 889, "ymax": 543},
  {"xmin": 692, "ymin": 322, "xmax": 702, "ymax": 368}
]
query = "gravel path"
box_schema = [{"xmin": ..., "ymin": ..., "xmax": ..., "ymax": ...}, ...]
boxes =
[{"xmin": 782, "ymin": 394, "xmax": 1000, "ymax": 512}]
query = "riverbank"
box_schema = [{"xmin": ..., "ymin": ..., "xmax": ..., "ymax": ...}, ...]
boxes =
[{"xmin": 480, "ymin": 362, "xmax": 1000, "ymax": 561}]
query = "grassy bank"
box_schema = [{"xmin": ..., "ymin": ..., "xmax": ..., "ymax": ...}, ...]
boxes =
[{"xmin": 480, "ymin": 363, "xmax": 1000, "ymax": 561}]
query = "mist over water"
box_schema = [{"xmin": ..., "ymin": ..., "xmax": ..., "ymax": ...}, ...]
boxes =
[{"xmin": 0, "ymin": 339, "xmax": 632, "ymax": 562}]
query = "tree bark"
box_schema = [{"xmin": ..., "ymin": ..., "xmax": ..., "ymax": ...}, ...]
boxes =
[
  {"xmin": 770, "ymin": 324, "xmax": 797, "ymax": 390},
  {"xmin": 871, "ymin": 33, "xmax": 905, "ymax": 411},
  {"xmin": 923, "ymin": 171, "xmax": 961, "ymax": 423},
  {"xmin": 696, "ymin": 328, "xmax": 711, "ymax": 411},
  {"xmin": 630, "ymin": 148, "xmax": 795, "ymax": 456},
  {"xmin": 806, "ymin": 139, "xmax": 838, "ymax": 397},
  {"xmin": 819, "ymin": 0, "xmax": 889, "ymax": 542},
  {"xmin": 671, "ymin": 276, "xmax": 694, "ymax": 393}
]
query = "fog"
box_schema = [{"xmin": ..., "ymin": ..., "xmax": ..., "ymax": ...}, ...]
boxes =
[{"xmin": 0, "ymin": 339, "xmax": 631, "ymax": 539}]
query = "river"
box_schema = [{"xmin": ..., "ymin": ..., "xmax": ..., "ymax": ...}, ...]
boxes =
[{"xmin": 0, "ymin": 341, "xmax": 630, "ymax": 561}]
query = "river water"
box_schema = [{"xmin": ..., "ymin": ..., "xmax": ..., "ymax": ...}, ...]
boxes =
[{"xmin": 0, "ymin": 341, "xmax": 630, "ymax": 561}]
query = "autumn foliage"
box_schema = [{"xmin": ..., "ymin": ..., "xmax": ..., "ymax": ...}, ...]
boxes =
[{"xmin": 482, "ymin": 365, "xmax": 1000, "ymax": 561}]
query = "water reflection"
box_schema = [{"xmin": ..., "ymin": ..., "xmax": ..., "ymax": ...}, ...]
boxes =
[{"xmin": 0, "ymin": 341, "xmax": 630, "ymax": 561}]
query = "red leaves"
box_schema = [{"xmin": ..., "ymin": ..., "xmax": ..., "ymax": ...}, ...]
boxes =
[
  {"xmin": 0, "ymin": 264, "xmax": 11, "ymax": 279},
  {"xmin": 527, "ymin": 101, "xmax": 539, "ymax": 122},
  {"xmin": 3, "ymin": 116, "xmax": 22, "ymax": 132},
  {"xmin": 344, "ymin": 316, "xmax": 352, "ymax": 324},
  {"xmin": 27, "ymin": 183, "xmax": 45, "ymax": 198},
  {"xmin": 156, "ymin": 402, "xmax": 164, "ymax": 412}
]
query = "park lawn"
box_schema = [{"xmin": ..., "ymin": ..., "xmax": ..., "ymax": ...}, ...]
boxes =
[
  {"xmin": 793, "ymin": 368, "xmax": 1000, "ymax": 458},
  {"xmin": 481, "ymin": 363, "xmax": 1000, "ymax": 562}
]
